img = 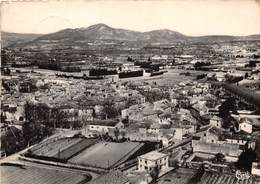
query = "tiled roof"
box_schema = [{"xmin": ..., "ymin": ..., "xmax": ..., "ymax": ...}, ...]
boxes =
[
  {"xmin": 208, "ymin": 126, "xmax": 223, "ymax": 137},
  {"xmin": 139, "ymin": 150, "xmax": 168, "ymax": 160}
]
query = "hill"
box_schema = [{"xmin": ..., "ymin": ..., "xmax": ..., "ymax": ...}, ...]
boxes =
[
  {"xmin": 30, "ymin": 23, "xmax": 187, "ymax": 44},
  {"xmin": 1, "ymin": 31, "xmax": 43, "ymax": 47}
]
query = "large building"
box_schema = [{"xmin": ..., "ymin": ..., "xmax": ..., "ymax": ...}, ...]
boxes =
[{"xmin": 192, "ymin": 126, "xmax": 255, "ymax": 160}]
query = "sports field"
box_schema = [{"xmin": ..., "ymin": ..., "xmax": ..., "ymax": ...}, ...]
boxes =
[{"xmin": 69, "ymin": 142, "xmax": 144, "ymax": 169}]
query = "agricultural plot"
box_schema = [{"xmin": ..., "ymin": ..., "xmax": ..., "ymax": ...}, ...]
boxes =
[
  {"xmin": 28, "ymin": 137, "xmax": 98, "ymax": 161},
  {"xmin": 199, "ymin": 172, "xmax": 258, "ymax": 184},
  {"xmin": 157, "ymin": 168, "xmax": 197, "ymax": 184},
  {"xmin": 69, "ymin": 142, "xmax": 144, "ymax": 169},
  {"xmin": 1, "ymin": 164, "xmax": 90, "ymax": 184}
]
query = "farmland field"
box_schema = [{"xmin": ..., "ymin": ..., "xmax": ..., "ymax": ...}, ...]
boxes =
[
  {"xmin": 28, "ymin": 137, "xmax": 98, "ymax": 161},
  {"xmin": 68, "ymin": 142, "xmax": 144, "ymax": 169},
  {"xmin": 198, "ymin": 172, "xmax": 258, "ymax": 184},
  {"xmin": 1, "ymin": 164, "xmax": 90, "ymax": 184}
]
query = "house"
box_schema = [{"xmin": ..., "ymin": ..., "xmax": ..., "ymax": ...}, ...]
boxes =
[
  {"xmin": 147, "ymin": 123, "xmax": 161, "ymax": 134},
  {"xmin": 158, "ymin": 134, "xmax": 175, "ymax": 147},
  {"xmin": 158, "ymin": 112, "xmax": 172, "ymax": 125},
  {"xmin": 191, "ymin": 101, "xmax": 209, "ymax": 116},
  {"xmin": 238, "ymin": 117, "xmax": 260, "ymax": 134},
  {"xmin": 138, "ymin": 151, "xmax": 169, "ymax": 173},
  {"xmin": 239, "ymin": 118, "xmax": 253, "ymax": 133},
  {"xmin": 171, "ymin": 124, "xmax": 195, "ymax": 140},
  {"xmin": 88, "ymin": 120, "xmax": 124, "ymax": 133},
  {"xmin": 88, "ymin": 170, "xmax": 130, "ymax": 184},
  {"xmin": 252, "ymin": 162, "xmax": 260, "ymax": 177},
  {"xmin": 209, "ymin": 116, "xmax": 222, "ymax": 128}
]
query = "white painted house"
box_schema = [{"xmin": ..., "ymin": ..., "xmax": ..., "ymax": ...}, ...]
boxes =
[
  {"xmin": 138, "ymin": 151, "xmax": 169, "ymax": 173},
  {"xmin": 239, "ymin": 120, "xmax": 253, "ymax": 133}
]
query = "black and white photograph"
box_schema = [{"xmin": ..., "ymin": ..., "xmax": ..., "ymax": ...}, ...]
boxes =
[{"xmin": 1, "ymin": 0, "xmax": 260, "ymax": 183}]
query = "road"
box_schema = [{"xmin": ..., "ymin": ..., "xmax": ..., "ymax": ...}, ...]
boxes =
[{"xmin": 17, "ymin": 159, "xmax": 99, "ymax": 178}]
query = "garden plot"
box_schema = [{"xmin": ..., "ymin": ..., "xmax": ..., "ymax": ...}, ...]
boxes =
[{"xmin": 69, "ymin": 142, "xmax": 144, "ymax": 169}]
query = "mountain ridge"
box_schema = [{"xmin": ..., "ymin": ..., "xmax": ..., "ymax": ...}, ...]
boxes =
[{"xmin": 2, "ymin": 23, "xmax": 260, "ymax": 47}]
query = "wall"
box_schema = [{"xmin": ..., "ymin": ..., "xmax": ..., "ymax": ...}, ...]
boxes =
[
  {"xmin": 121, "ymin": 109, "xmax": 128, "ymax": 119},
  {"xmin": 88, "ymin": 125, "xmax": 112, "ymax": 133},
  {"xmin": 209, "ymin": 119, "xmax": 222, "ymax": 128},
  {"xmin": 192, "ymin": 140, "xmax": 242, "ymax": 157}
]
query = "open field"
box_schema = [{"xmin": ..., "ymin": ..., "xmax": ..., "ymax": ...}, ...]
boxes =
[
  {"xmin": 12, "ymin": 67, "xmax": 208, "ymax": 87},
  {"xmin": 68, "ymin": 142, "xmax": 144, "ymax": 169},
  {"xmin": 118, "ymin": 69, "xmax": 209, "ymax": 86},
  {"xmin": 28, "ymin": 138, "xmax": 98, "ymax": 161},
  {"xmin": 1, "ymin": 164, "xmax": 90, "ymax": 184}
]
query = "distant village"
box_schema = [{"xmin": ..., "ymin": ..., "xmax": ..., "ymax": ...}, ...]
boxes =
[{"xmin": 1, "ymin": 39, "xmax": 260, "ymax": 184}]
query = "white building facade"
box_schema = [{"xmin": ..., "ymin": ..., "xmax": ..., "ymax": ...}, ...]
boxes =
[{"xmin": 138, "ymin": 151, "xmax": 169, "ymax": 173}]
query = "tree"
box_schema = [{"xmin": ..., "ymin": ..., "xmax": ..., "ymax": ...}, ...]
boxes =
[
  {"xmin": 225, "ymin": 74, "xmax": 243, "ymax": 84},
  {"xmin": 1, "ymin": 113, "xmax": 7, "ymax": 124},
  {"xmin": 245, "ymin": 72, "xmax": 249, "ymax": 79},
  {"xmin": 219, "ymin": 97, "xmax": 237, "ymax": 129},
  {"xmin": 120, "ymin": 131, "xmax": 127, "ymax": 141},
  {"xmin": 23, "ymin": 101, "xmax": 54, "ymax": 145},
  {"xmin": 102, "ymin": 99, "xmax": 119, "ymax": 119},
  {"xmin": 127, "ymin": 56, "xmax": 133, "ymax": 62},
  {"xmin": 150, "ymin": 165, "xmax": 160, "ymax": 183},
  {"xmin": 194, "ymin": 62, "xmax": 210, "ymax": 70},
  {"xmin": 214, "ymin": 153, "xmax": 225, "ymax": 163},
  {"xmin": 114, "ymin": 127, "xmax": 120, "ymax": 141},
  {"xmin": 1, "ymin": 127, "xmax": 23, "ymax": 155},
  {"xmin": 236, "ymin": 148, "xmax": 257, "ymax": 172}
]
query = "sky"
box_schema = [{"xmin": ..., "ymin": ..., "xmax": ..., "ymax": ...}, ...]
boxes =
[{"xmin": 1, "ymin": 0, "xmax": 260, "ymax": 36}]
